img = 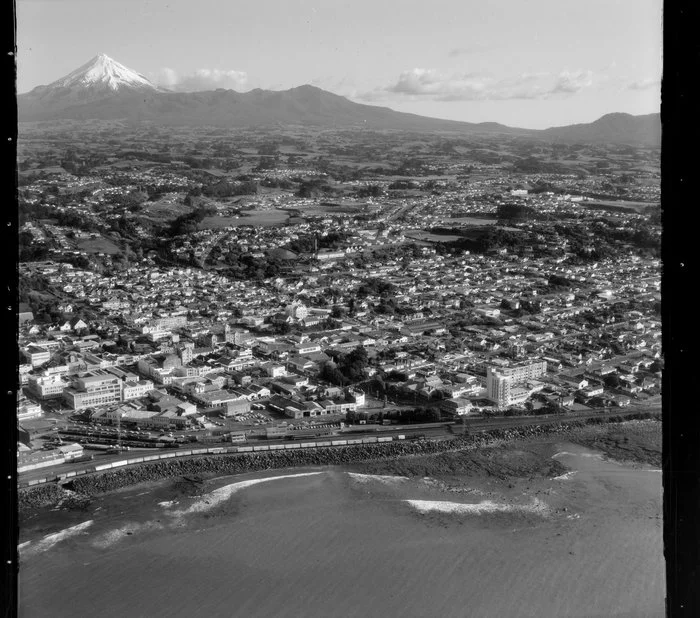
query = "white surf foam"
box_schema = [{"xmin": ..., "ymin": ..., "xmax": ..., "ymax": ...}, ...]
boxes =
[
  {"xmin": 553, "ymin": 451, "xmax": 603, "ymax": 460},
  {"xmin": 21, "ymin": 520, "xmax": 94, "ymax": 556},
  {"xmin": 552, "ymin": 471, "xmax": 578, "ymax": 481},
  {"xmin": 405, "ymin": 498, "xmax": 550, "ymax": 516},
  {"xmin": 347, "ymin": 472, "xmax": 409, "ymax": 485},
  {"xmin": 91, "ymin": 521, "xmax": 164, "ymax": 549},
  {"xmin": 172, "ymin": 472, "xmax": 325, "ymax": 518},
  {"xmin": 418, "ymin": 477, "xmax": 486, "ymax": 495}
]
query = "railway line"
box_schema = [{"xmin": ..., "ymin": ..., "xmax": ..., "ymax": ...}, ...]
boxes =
[
  {"xmin": 458, "ymin": 407, "xmax": 658, "ymax": 433},
  {"xmin": 18, "ymin": 404, "xmax": 659, "ymax": 488}
]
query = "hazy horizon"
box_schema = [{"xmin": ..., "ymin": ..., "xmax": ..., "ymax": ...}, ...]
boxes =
[{"xmin": 16, "ymin": 0, "xmax": 662, "ymax": 129}]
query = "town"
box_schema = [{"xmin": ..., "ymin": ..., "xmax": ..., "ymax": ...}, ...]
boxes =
[{"xmin": 16, "ymin": 123, "xmax": 662, "ymax": 474}]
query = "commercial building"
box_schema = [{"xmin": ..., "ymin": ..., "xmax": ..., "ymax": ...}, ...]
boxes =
[
  {"xmin": 223, "ymin": 399, "xmax": 252, "ymax": 417},
  {"xmin": 192, "ymin": 389, "xmax": 246, "ymax": 411},
  {"xmin": 18, "ymin": 400, "xmax": 42, "ymax": 421},
  {"xmin": 63, "ymin": 371, "xmax": 123, "ymax": 410},
  {"xmin": 441, "ymin": 397, "xmax": 473, "ymax": 416},
  {"xmin": 17, "ymin": 443, "xmax": 84, "ymax": 474},
  {"xmin": 23, "ymin": 345, "xmax": 50, "ymax": 368},
  {"xmin": 27, "ymin": 374, "xmax": 69, "ymax": 400},
  {"xmin": 122, "ymin": 379, "xmax": 155, "ymax": 400}
]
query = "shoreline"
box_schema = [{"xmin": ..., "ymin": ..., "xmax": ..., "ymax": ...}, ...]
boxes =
[
  {"xmin": 17, "ymin": 419, "xmax": 664, "ymax": 618},
  {"xmin": 18, "ymin": 413, "xmax": 660, "ymax": 513}
]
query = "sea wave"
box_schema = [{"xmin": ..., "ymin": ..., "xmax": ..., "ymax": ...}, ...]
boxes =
[
  {"xmin": 346, "ymin": 472, "xmax": 409, "ymax": 485},
  {"xmin": 419, "ymin": 477, "xmax": 486, "ymax": 495},
  {"xmin": 20, "ymin": 520, "xmax": 94, "ymax": 556},
  {"xmin": 90, "ymin": 521, "xmax": 165, "ymax": 549},
  {"xmin": 552, "ymin": 471, "xmax": 578, "ymax": 481},
  {"xmin": 552, "ymin": 451, "xmax": 603, "ymax": 460},
  {"xmin": 405, "ymin": 498, "xmax": 550, "ymax": 516},
  {"xmin": 171, "ymin": 472, "xmax": 325, "ymax": 518}
]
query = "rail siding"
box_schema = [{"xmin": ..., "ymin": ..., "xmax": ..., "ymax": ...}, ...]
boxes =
[{"xmin": 18, "ymin": 410, "xmax": 659, "ymax": 488}]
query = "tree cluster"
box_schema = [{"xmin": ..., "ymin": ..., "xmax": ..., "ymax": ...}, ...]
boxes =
[
  {"xmin": 167, "ymin": 206, "xmax": 217, "ymax": 237},
  {"xmin": 295, "ymin": 178, "xmax": 336, "ymax": 198},
  {"xmin": 496, "ymin": 203, "xmax": 536, "ymax": 220},
  {"xmin": 357, "ymin": 278, "xmax": 396, "ymax": 298},
  {"xmin": 200, "ymin": 180, "xmax": 258, "ymax": 198},
  {"xmin": 319, "ymin": 346, "xmax": 369, "ymax": 385}
]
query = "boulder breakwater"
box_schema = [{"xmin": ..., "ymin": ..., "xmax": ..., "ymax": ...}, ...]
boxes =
[{"xmin": 18, "ymin": 412, "xmax": 658, "ymax": 511}]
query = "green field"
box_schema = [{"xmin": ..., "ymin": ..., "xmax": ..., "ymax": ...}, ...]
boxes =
[
  {"xmin": 445, "ymin": 217, "xmax": 497, "ymax": 226},
  {"xmin": 583, "ymin": 200, "xmax": 655, "ymax": 214},
  {"xmin": 201, "ymin": 209, "xmax": 290, "ymax": 229},
  {"xmin": 405, "ymin": 230, "xmax": 462, "ymax": 242},
  {"xmin": 76, "ymin": 237, "xmax": 121, "ymax": 255},
  {"xmin": 140, "ymin": 198, "xmax": 191, "ymax": 222}
]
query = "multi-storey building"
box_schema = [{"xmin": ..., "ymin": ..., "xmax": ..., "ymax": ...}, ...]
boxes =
[
  {"xmin": 122, "ymin": 379, "xmax": 155, "ymax": 400},
  {"xmin": 488, "ymin": 360, "xmax": 547, "ymax": 382},
  {"xmin": 177, "ymin": 341, "xmax": 195, "ymax": 365},
  {"xmin": 23, "ymin": 345, "xmax": 50, "ymax": 368},
  {"xmin": 137, "ymin": 354, "xmax": 182, "ymax": 385},
  {"xmin": 486, "ymin": 370, "xmax": 513, "ymax": 407},
  {"xmin": 486, "ymin": 360, "xmax": 547, "ymax": 407},
  {"xmin": 63, "ymin": 371, "xmax": 123, "ymax": 410},
  {"xmin": 151, "ymin": 315, "xmax": 188, "ymax": 331},
  {"xmin": 27, "ymin": 374, "xmax": 69, "ymax": 400}
]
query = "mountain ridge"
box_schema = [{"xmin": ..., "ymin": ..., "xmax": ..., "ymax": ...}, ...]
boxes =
[{"xmin": 18, "ymin": 55, "xmax": 661, "ymax": 146}]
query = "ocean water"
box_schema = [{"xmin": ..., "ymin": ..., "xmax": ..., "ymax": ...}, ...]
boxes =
[{"xmin": 18, "ymin": 445, "xmax": 665, "ymax": 618}]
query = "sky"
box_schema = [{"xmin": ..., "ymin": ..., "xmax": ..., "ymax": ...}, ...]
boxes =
[{"xmin": 15, "ymin": 0, "xmax": 662, "ymax": 129}]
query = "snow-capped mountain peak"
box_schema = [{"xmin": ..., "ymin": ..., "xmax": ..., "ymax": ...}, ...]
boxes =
[{"xmin": 46, "ymin": 53, "xmax": 161, "ymax": 93}]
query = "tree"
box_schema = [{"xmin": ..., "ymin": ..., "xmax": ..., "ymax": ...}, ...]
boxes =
[
  {"xmin": 368, "ymin": 377, "xmax": 385, "ymax": 396},
  {"xmin": 604, "ymin": 373, "xmax": 621, "ymax": 389},
  {"xmin": 356, "ymin": 184, "xmax": 383, "ymax": 198},
  {"xmin": 331, "ymin": 305, "xmax": 346, "ymax": 319},
  {"xmin": 274, "ymin": 321, "xmax": 292, "ymax": 335},
  {"xmin": 320, "ymin": 362, "xmax": 345, "ymax": 386}
]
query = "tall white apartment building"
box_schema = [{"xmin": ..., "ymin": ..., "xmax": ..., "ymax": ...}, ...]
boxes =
[{"xmin": 486, "ymin": 360, "xmax": 547, "ymax": 407}]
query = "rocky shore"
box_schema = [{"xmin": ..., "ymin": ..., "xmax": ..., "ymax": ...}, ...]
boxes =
[
  {"xmin": 18, "ymin": 412, "xmax": 659, "ymax": 512},
  {"xmin": 17, "ymin": 483, "xmax": 93, "ymax": 512},
  {"xmin": 567, "ymin": 418, "xmax": 662, "ymax": 467}
]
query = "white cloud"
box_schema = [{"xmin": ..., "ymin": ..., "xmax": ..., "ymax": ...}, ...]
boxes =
[
  {"xmin": 551, "ymin": 70, "xmax": 594, "ymax": 94},
  {"xmin": 627, "ymin": 77, "xmax": 660, "ymax": 91},
  {"xmin": 357, "ymin": 68, "xmax": 596, "ymax": 102},
  {"xmin": 152, "ymin": 67, "xmax": 249, "ymax": 92},
  {"xmin": 387, "ymin": 68, "xmax": 485, "ymax": 98}
]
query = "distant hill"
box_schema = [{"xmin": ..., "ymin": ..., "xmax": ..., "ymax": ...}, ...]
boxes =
[
  {"xmin": 538, "ymin": 113, "xmax": 661, "ymax": 146},
  {"xmin": 18, "ymin": 54, "xmax": 661, "ymax": 146}
]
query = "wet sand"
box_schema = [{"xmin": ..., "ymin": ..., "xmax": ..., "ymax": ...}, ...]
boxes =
[{"xmin": 18, "ymin": 441, "xmax": 664, "ymax": 618}]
